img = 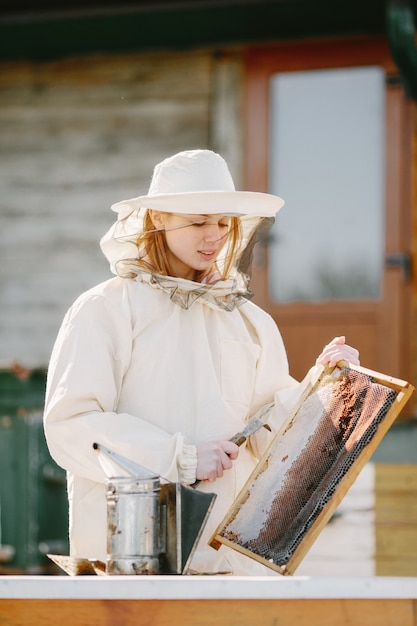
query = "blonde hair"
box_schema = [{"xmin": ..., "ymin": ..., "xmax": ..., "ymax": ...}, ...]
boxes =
[{"xmin": 137, "ymin": 211, "xmax": 242, "ymax": 282}]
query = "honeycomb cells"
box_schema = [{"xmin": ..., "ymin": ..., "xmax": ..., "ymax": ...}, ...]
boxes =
[{"xmin": 221, "ymin": 367, "xmax": 397, "ymax": 567}]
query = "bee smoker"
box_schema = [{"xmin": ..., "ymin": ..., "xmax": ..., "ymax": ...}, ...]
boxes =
[
  {"xmin": 106, "ymin": 473, "xmax": 162, "ymax": 575},
  {"xmin": 93, "ymin": 443, "xmax": 216, "ymax": 575}
]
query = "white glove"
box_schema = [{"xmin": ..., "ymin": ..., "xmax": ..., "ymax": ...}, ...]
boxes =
[
  {"xmin": 316, "ymin": 336, "xmax": 360, "ymax": 368},
  {"xmin": 196, "ymin": 439, "xmax": 239, "ymax": 482}
]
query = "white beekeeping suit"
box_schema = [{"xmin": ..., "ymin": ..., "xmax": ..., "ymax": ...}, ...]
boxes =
[{"xmin": 44, "ymin": 150, "xmax": 358, "ymax": 574}]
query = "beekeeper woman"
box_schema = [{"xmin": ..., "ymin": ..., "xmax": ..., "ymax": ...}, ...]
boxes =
[{"xmin": 43, "ymin": 149, "xmax": 359, "ymax": 575}]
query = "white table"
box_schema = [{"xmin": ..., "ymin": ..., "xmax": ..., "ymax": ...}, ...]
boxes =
[{"xmin": 1, "ymin": 575, "xmax": 417, "ymax": 625}]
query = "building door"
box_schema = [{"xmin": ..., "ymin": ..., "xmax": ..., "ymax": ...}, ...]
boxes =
[{"xmin": 245, "ymin": 38, "xmax": 413, "ymax": 413}]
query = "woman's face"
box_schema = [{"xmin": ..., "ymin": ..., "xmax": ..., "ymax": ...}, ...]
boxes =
[{"xmin": 150, "ymin": 212, "xmax": 231, "ymax": 280}]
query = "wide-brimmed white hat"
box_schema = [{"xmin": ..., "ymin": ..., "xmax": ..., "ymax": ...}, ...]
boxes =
[
  {"xmin": 110, "ymin": 149, "xmax": 284, "ymax": 217},
  {"xmin": 101, "ymin": 149, "xmax": 284, "ymax": 277}
]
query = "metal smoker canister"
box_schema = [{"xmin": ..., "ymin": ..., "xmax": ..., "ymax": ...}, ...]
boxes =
[{"xmin": 106, "ymin": 474, "xmax": 161, "ymax": 575}]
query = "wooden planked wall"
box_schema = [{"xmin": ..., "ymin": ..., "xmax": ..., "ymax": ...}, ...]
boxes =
[
  {"xmin": 0, "ymin": 49, "xmax": 242, "ymax": 367},
  {"xmin": 375, "ymin": 464, "xmax": 417, "ymax": 576}
]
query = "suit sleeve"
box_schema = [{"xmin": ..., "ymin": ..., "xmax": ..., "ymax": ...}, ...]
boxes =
[
  {"xmin": 43, "ymin": 292, "xmax": 195, "ymax": 484},
  {"xmin": 240, "ymin": 302, "xmax": 321, "ymax": 457}
]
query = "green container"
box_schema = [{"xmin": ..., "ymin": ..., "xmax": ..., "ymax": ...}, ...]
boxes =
[{"xmin": 0, "ymin": 367, "xmax": 69, "ymax": 573}]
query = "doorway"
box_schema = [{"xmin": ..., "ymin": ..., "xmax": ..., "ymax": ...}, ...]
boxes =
[{"xmin": 244, "ymin": 38, "xmax": 413, "ymax": 414}]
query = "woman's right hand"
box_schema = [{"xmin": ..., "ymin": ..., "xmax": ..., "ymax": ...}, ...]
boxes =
[{"xmin": 196, "ymin": 439, "xmax": 239, "ymax": 482}]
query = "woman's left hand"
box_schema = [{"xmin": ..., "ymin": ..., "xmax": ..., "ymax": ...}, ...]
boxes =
[{"xmin": 316, "ymin": 336, "xmax": 360, "ymax": 368}]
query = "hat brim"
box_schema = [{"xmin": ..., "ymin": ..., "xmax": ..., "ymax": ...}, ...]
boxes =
[{"xmin": 111, "ymin": 190, "xmax": 284, "ymax": 218}]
